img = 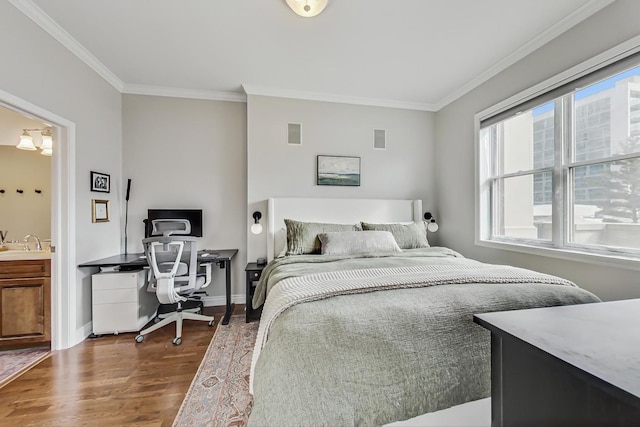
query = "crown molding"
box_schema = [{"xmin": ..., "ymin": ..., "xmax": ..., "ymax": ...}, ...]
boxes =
[
  {"xmin": 434, "ymin": 0, "xmax": 616, "ymax": 110},
  {"xmin": 242, "ymin": 85, "xmax": 437, "ymax": 111},
  {"xmin": 9, "ymin": 0, "xmax": 125, "ymax": 92},
  {"xmin": 11, "ymin": 0, "xmax": 615, "ymax": 112},
  {"xmin": 122, "ymin": 84, "xmax": 246, "ymax": 102}
]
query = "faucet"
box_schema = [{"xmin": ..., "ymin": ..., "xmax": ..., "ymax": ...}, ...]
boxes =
[
  {"xmin": 0, "ymin": 230, "xmax": 6, "ymax": 245},
  {"xmin": 24, "ymin": 234, "xmax": 42, "ymax": 251}
]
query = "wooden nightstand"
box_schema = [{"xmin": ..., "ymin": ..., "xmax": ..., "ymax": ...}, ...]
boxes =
[{"xmin": 245, "ymin": 262, "xmax": 265, "ymax": 322}]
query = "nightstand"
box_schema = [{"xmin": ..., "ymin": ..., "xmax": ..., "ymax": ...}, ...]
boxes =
[{"xmin": 245, "ymin": 262, "xmax": 265, "ymax": 322}]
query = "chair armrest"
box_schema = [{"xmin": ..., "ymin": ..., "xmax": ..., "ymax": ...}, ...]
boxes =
[{"xmin": 199, "ymin": 262, "xmax": 213, "ymax": 289}]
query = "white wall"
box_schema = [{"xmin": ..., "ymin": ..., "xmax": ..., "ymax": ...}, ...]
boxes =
[
  {"xmin": 247, "ymin": 95, "xmax": 436, "ymax": 261},
  {"xmin": 122, "ymin": 95, "xmax": 247, "ymax": 301},
  {"xmin": 0, "ymin": 1, "xmax": 122, "ymax": 340},
  {"xmin": 434, "ymin": 0, "xmax": 640, "ymax": 301}
]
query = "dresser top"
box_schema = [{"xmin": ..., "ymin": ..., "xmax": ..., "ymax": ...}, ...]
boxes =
[{"xmin": 474, "ymin": 299, "xmax": 640, "ymax": 400}]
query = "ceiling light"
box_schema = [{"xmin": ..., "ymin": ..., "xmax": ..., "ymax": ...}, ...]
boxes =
[
  {"xmin": 16, "ymin": 130, "xmax": 37, "ymax": 150},
  {"xmin": 285, "ymin": 0, "xmax": 327, "ymax": 17}
]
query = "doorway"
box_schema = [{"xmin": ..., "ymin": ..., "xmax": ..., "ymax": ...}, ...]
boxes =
[{"xmin": 0, "ymin": 88, "xmax": 76, "ymax": 352}]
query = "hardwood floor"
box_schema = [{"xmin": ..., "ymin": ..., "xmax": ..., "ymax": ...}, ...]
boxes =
[{"xmin": 0, "ymin": 305, "xmax": 240, "ymax": 427}]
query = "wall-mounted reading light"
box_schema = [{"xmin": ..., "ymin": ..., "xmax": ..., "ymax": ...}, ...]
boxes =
[
  {"xmin": 16, "ymin": 128, "xmax": 53, "ymax": 156},
  {"xmin": 424, "ymin": 212, "xmax": 439, "ymax": 232},
  {"xmin": 251, "ymin": 211, "xmax": 263, "ymax": 235}
]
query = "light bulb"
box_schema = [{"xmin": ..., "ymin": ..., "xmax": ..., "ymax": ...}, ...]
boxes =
[
  {"xmin": 427, "ymin": 221, "xmax": 439, "ymax": 232},
  {"xmin": 251, "ymin": 223, "xmax": 263, "ymax": 235}
]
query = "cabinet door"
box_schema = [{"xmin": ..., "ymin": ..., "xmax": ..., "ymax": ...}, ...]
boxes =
[{"xmin": 0, "ymin": 277, "xmax": 50, "ymax": 346}]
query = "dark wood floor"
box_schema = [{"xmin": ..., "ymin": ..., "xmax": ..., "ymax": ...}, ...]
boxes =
[{"xmin": 0, "ymin": 305, "xmax": 240, "ymax": 427}]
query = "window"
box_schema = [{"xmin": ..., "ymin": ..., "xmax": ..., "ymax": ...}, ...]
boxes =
[{"xmin": 478, "ymin": 49, "xmax": 640, "ymax": 261}]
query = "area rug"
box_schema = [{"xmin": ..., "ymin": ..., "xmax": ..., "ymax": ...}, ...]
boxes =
[
  {"xmin": 0, "ymin": 347, "xmax": 50, "ymax": 388},
  {"xmin": 174, "ymin": 315, "xmax": 259, "ymax": 427}
]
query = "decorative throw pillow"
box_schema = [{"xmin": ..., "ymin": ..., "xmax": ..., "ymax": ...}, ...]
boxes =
[
  {"xmin": 360, "ymin": 221, "xmax": 430, "ymax": 249},
  {"xmin": 318, "ymin": 231, "xmax": 402, "ymax": 255},
  {"xmin": 284, "ymin": 219, "xmax": 362, "ymax": 255}
]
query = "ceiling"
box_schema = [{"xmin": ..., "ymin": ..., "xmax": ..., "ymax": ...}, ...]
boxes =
[{"xmin": 13, "ymin": 0, "xmax": 614, "ymax": 111}]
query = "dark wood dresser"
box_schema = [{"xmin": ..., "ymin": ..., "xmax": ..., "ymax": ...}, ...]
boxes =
[{"xmin": 474, "ymin": 299, "xmax": 640, "ymax": 427}]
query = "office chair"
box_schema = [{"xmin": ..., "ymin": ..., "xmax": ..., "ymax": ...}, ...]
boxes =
[{"xmin": 135, "ymin": 221, "xmax": 214, "ymax": 345}]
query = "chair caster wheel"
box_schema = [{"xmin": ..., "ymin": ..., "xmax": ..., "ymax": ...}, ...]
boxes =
[
  {"xmin": 135, "ymin": 335, "xmax": 144, "ymax": 343},
  {"xmin": 208, "ymin": 320, "xmax": 214, "ymax": 327},
  {"xmin": 172, "ymin": 337, "xmax": 182, "ymax": 346}
]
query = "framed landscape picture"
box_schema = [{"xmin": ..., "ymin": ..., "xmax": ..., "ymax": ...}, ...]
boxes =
[{"xmin": 317, "ymin": 155, "xmax": 361, "ymax": 186}]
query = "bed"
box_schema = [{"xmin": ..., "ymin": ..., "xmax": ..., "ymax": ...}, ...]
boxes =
[{"xmin": 248, "ymin": 198, "xmax": 601, "ymax": 427}]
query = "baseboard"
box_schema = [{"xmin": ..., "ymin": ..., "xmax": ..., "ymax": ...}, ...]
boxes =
[
  {"xmin": 200, "ymin": 294, "xmax": 246, "ymax": 307},
  {"xmin": 75, "ymin": 323, "xmax": 93, "ymax": 346}
]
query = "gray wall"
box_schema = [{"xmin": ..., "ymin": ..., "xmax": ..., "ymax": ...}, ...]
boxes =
[
  {"xmin": 435, "ymin": 0, "xmax": 640, "ymax": 301},
  {"xmin": 122, "ymin": 95, "xmax": 247, "ymax": 301},
  {"xmin": 0, "ymin": 1, "xmax": 122, "ymax": 338},
  {"xmin": 246, "ymin": 95, "xmax": 436, "ymax": 261}
]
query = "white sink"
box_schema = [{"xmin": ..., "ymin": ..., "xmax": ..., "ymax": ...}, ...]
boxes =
[{"xmin": 0, "ymin": 249, "xmax": 52, "ymax": 261}]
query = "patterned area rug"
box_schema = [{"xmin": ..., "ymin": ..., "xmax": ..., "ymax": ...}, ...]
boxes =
[
  {"xmin": 174, "ymin": 315, "xmax": 259, "ymax": 427},
  {"xmin": 0, "ymin": 347, "xmax": 50, "ymax": 388}
]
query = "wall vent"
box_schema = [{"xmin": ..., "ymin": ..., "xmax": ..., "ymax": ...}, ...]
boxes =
[
  {"xmin": 374, "ymin": 129, "xmax": 386, "ymax": 149},
  {"xmin": 288, "ymin": 123, "xmax": 302, "ymax": 145}
]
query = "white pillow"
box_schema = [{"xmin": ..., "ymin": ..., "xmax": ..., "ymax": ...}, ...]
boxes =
[
  {"xmin": 274, "ymin": 227, "xmax": 287, "ymax": 258},
  {"xmin": 318, "ymin": 231, "xmax": 402, "ymax": 255}
]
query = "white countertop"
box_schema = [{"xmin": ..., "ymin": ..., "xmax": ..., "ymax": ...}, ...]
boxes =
[{"xmin": 0, "ymin": 249, "xmax": 52, "ymax": 261}]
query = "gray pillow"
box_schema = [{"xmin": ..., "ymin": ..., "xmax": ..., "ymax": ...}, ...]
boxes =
[
  {"xmin": 318, "ymin": 231, "xmax": 402, "ymax": 255},
  {"xmin": 360, "ymin": 221, "xmax": 430, "ymax": 249},
  {"xmin": 284, "ymin": 219, "xmax": 362, "ymax": 255}
]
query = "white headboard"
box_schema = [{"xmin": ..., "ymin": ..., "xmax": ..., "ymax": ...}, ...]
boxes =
[{"xmin": 266, "ymin": 198, "xmax": 423, "ymax": 261}]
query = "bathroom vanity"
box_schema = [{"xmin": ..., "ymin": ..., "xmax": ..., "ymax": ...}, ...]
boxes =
[{"xmin": 0, "ymin": 254, "xmax": 51, "ymax": 350}]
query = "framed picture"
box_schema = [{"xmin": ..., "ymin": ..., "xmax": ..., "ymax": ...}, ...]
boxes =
[
  {"xmin": 92, "ymin": 199, "xmax": 110, "ymax": 223},
  {"xmin": 90, "ymin": 171, "xmax": 110, "ymax": 193},
  {"xmin": 317, "ymin": 155, "xmax": 361, "ymax": 186}
]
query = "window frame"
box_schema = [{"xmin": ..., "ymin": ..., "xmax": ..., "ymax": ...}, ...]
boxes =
[{"xmin": 475, "ymin": 35, "xmax": 640, "ymax": 270}]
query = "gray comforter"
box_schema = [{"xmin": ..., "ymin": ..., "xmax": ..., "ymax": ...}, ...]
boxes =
[{"xmin": 248, "ymin": 248, "xmax": 600, "ymax": 427}]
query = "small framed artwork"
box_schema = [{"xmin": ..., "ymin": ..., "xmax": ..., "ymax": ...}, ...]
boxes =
[
  {"xmin": 92, "ymin": 199, "xmax": 110, "ymax": 223},
  {"xmin": 317, "ymin": 155, "xmax": 361, "ymax": 186},
  {"xmin": 90, "ymin": 171, "xmax": 110, "ymax": 193}
]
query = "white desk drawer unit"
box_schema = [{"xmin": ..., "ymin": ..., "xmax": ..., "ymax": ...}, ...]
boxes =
[{"xmin": 91, "ymin": 269, "xmax": 157, "ymax": 335}]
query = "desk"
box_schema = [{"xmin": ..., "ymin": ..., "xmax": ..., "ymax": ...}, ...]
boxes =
[
  {"xmin": 79, "ymin": 249, "xmax": 238, "ymax": 325},
  {"xmin": 474, "ymin": 300, "xmax": 640, "ymax": 427}
]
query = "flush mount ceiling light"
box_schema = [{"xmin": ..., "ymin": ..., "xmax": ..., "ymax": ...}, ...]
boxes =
[{"xmin": 285, "ymin": 0, "xmax": 328, "ymax": 17}]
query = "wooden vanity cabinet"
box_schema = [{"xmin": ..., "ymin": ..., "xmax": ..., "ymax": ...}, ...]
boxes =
[{"xmin": 0, "ymin": 259, "xmax": 51, "ymax": 350}]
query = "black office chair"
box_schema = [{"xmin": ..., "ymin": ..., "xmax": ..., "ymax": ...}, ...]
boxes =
[{"xmin": 134, "ymin": 220, "xmax": 214, "ymax": 345}]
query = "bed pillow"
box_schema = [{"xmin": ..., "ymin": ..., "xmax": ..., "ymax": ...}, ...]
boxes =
[
  {"xmin": 284, "ymin": 219, "xmax": 362, "ymax": 255},
  {"xmin": 360, "ymin": 221, "xmax": 430, "ymax": 249},
  {"xmin": 318, "ymin": 231, "xmax": 402, "ymax": 255}
]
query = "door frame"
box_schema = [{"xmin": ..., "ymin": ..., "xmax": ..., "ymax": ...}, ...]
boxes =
[{"xmin": 0, "ymin": 88, "xmax": 76, "ymax": 351}]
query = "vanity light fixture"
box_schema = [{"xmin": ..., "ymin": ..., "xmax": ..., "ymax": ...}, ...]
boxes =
[
  {"xmin": 251, "ymin": 211, "xmax": 263, "ymax": 235},
  {"xmin": 285, "ymin": 0, "xmax": 328, "ymax": 17},
  {"xmin": 424, "ymin": 212, "xmax": 439, "ymax": 232},
  {"xmin": 16, "ymin": 130, "xmax": 37, "ymax": 151},
  {"xmin": 40, "ymin": 128, "xmax": 53, "ymax": 156},
  {"xmin": 16, "ymin": 128, "xmax": 53, "ymax": 156}
]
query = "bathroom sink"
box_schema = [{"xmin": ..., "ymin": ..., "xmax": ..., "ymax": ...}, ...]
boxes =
[{"xmin": 0, "ymin": 249, "xmax": 52, "ymax": 261}]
